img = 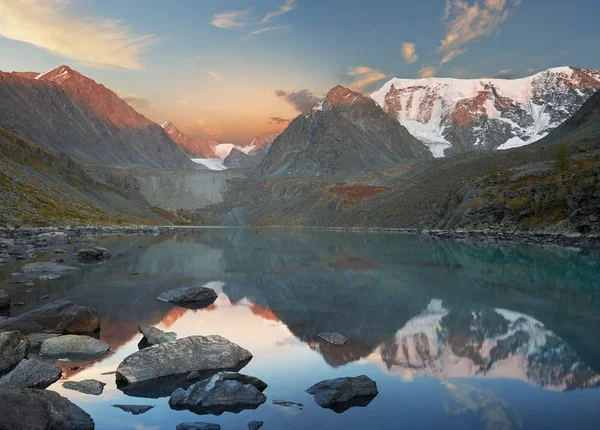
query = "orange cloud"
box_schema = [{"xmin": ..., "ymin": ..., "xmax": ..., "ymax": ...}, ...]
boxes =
[
  {"xmin": 402, "ymin": 42, "xmax": 418, "ymax": 64},
  {"xmin": 347, "ymin": 66, "xmax": 388, "ymax": 91}
]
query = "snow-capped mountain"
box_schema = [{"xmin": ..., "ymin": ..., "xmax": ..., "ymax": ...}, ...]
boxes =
[{"xmin": 371, "ymin": 66, "xmax": 600, "ymax": 157}]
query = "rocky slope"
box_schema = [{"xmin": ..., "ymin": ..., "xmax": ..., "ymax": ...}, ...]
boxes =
[
  {"xmin": 161, "ymin": 121, "xmax": 218, "ymax": 158},
  {"xmin": 0, "ymin": 66, "xmax": 192, "ymax": 170},
  {"xmin": 223, "ymin": 148, "xmax": 258, "ymax": 169},
  {"xmin": 256, "ymin": 85, "xmax": 431, "ymax": 177},
  {"xmin": 371, "ymin": 66, "xmax": 600, "ymax": 156}
]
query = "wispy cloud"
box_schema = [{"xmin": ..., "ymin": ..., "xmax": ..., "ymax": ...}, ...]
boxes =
[
  {"xmin": 525, "ymin": 67, "xmax": 536, "ymax": 73},
  {"xmin": 118, "ymin": 92, "xmax": 152, "ymax": 109},
  {"xmin": 247, "ymin": 25, "xmax": 293, "ymax": 38},
  {"xmin": 402, "ymin": 42, "xmax": 418, "ymax": 64},
  {"xmin": 211, "ymin": 10, "xmax": 249, "ymax": 29},
  {"xmin": 0, "ymin": 0, "xmax": 154, "ymax": 70},
  {"xmin": 347, "ymin": 66, "xmax": 388, "ymax": 91},
  {"xmin": 275, "ymin": 89, "xmax": 320, "ymax": 113},
  {"xmin": 438, "ymin": 0, "xmax": 520, "ymax": 65},
  {"xmin": 261, "ymin": 0, "xmax": 296, "ymax": 24},
  {"xmin": 487, "ymin": 68, "xmax": 516, "ymax": 79},
  {"xmin": 269, "ymin": 117, "xmax": 292, "ymax": 125},
  {"xmin": 418, "ymin": 65, "xmax": 437, "ymax": 78},
  {"xmin": 204, "ymin": 70, "xmax": 225, "ymax": 80}
]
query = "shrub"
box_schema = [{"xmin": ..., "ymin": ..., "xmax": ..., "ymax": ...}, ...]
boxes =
[{"xmin": 555, "ymin": 143, "xmax": 570, "ymax": 171}]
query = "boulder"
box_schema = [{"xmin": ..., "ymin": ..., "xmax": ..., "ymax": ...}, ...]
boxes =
[
  {"xmin": 169, "ymin": 372, "xmax": 267, "ymax": 415},
  {"xmin": 0, "ymin": 359, "xmax": 62, "ymax": 389},
  {"xmin": 27, "ymin": 333, "xmax": 61, "ymax": 349},
  {"xmin": 78, "ymin": 247, "xmax": 111, "ymax": 261},
  {"xmin": 116, "ymin": 335, "xmax": 252, "ymax": 385},
  {"xmin": 0, "ymin": 289, "xmax": 9, "ymax": 309},
  {"xmin": 0, "ymin": 331, "xmax": 28, "ymax": 372},
  {"xmin": 0, "ymin": 300, "xmax": 100, "ymax": 334},
  {"xmin": 40, "ymin": 335, "xmax": 110, "ymax": 359},
  {"xmin": 63, "ymin": 379, "xmax": 106, "ymax": 396},
  {"xmin": 318, "ymin": 332, "xmax": 350, "ymax": 346},
  {"xmin": 20, "ymin": 262, "xmax": 80, "ymax": 276},
  {"xmin": 248, "ymin": 420, "xmax": 264, "ymax": 430},
  {"xmin": 306, "ymin": 375, "xmax": 378, "ymax": 412},
  {"xmin": 112, "ymin": 404, "xmax": 155, "ymax": 415},
  {"xmin": 157, "ymin": 286, "xmax": 218, "ymax": 309},
  {"xmin": 138, "ymin": 325, "xmax": 176, "ymax": 348},
  {"xmin": 36, "ymin": 232, "xmax": 68, "ymax": 244},
  {"xmin": 177, "ymin": 423, "xmax": 221, "ymax": 430},
  {"xmin": 0, "ymin": 388, "xmax": 94, "ymax": 430}
]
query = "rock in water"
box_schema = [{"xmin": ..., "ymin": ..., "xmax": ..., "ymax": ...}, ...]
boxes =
[
  {"xmin": 0, "ymin": 359, "xmax": 62, "ymax": 389},
  {"xmin": 116, "ymin": 335, "xmax": 252, "ymax": 385},
  {"xmin": 26, "ymin": 333, "xmax": 61, "ymax": 349},
  {"xmin": 248, "ymin": 420, "xmax": 264, "ymax": 430},
  {"xmin": 272, "ymin": 400, "xmax": 304, "ymax": 409},
  {"xmin": 0, "ymin": 289, "xmax": 9, "ymax": 309},
  {"xmin": 138, "ymin": 325, "xmax": 176, "ymax": 347},
  {"xmin": 0, "ymin": 331, "xmax": 28, "ymax": 372},
  {"xmin": 112, "ymin": 404, "xmax": 155, "ymax": 415},
  {"xmin": 63, "ymin": 379, "xmax": 106, "ymax": 395},
  {"xmin": 0, "ymin": 300, "xmax": 100, "ymax": 334},
  {"xmin": 177, "ymin": 423, "xmax": 221, "ymax": 430},
  {"xmin": 40, "ymin": 335, "xmax": 110, "ymax": 359},
  {"xmin": 0, "ymin": 388, "xmax": 94, "ymax": 430},
  {"xmin": 318, "ymin": 332, "xmax": 350, "ymax": 346},
  {"xmin": 20, "ymin": 262, "xmax": 80, "ymax": 275},
  {"xmin": 169, "ymin": 372, "xmax": 267, "ymax": 415},
  {"xmin": 306, "ymin": 375, "xmax": 378, "ymax": 412},
  {"xmin": 157, "ymin": 286, "xmax": 218, "ymax": 309}
]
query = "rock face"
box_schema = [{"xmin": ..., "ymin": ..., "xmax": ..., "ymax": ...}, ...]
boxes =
[
  {"xmin": 112, "ymin": 404, "xmax": 155, "ymax": 415},
  {"xmin": 371, "ymin": 66, "xmax": 600, "ymax": 156},
  {"xmin": 116, "ymin": 335, "xmax": 252, "ymax": 385},
  {"xmin": 162, "ymin": 121, "xmax": 218, "ymax": 158},
  {"xmin": 63, "ymin": 379, "xmax": 106, "ymax": 396},
  {"xmin": 223, "ymin": 148, "xmax": 258, "ymax": 169},
  {"xmin": 40, "ymin": 335, "xmax": 110, "ymax": 358},
  {"xmin": 257, "ymin": 85, "xmax": 431, "ymax": 177},
  {"xmin": 0, "ymin": 359, "xmax": 62, "ymax": 389},
  {"xmin": 138, "ymin": 325, "xmax": 176, "ymax": 347},
  {"xmin": 318, "ymin": 332, "xmax": 350, "ymax": 346},
  {"xmin": 0, "ymin": 300, "xmax": 100, "ymax": 334},
  {"xmin": 0, "ymin": 331, "xmax": 28, "ymax": 372},
  {"xmin": 0, "ymin": 66, "xmax": 193, "ymax": 170},
  {"xmin": 0, "ymin": 388, "xmax": 94, "ymax": 430},
  {"xmin": 157, "ymin": 286, "xmax": 218, "ymax": 309},
  {"xmin": 20, "ymin": 262, "xmax": 80, "ymax": 276},
  {"xmin": 177, "ymin": 423, "xmax": 221, "ymax": 430},
  {"xmin": 169, "ymin": 372, "xmax": 267, "ymax": 415},
  {"xmin": 306, "ymin": 375, "xmax": 378, "ymax": 412}
]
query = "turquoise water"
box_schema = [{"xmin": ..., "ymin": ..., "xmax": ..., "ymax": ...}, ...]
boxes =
[{"xmin": 3, "ymin": 228, "xmax": 600, "ymax": 429}]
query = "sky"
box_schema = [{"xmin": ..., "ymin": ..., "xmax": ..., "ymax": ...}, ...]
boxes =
[{"xmin": 1, "ymin": 0, "xmax": 600, "ymax": 144}]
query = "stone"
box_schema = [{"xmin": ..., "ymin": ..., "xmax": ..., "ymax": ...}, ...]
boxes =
[
  {"xmin": 272, "ymin": 400, "xmax": 304, "ymax": 409},
  {"xmin": 0, "ymin": 359, "xmax": 62, "ymax": 389},
  {"xmin": 0, "ymin": 331, "xmax": 29, "ymax": 372},
  {"xmin": 20, "ymin": 262, "xmax": 80, "ymax": 276},
  {"xmin": 318, "ymin": 332, "xmax": 350, "ymax": 346},
  {"xmin": 36, "ymin": 232, "xmax": 68, "ymax": 244},
  {"xmin": 63, "ymin": 379, "xmax": 106, "ymax": 395},
  {"xmin": 138, "ymin": 325, "xmax": 176, "ymax": 348},
  {"xmin": 78, "ymin": 247, "xmax": 111, "ymax": 261},
  {"xmin": 177, "ymin": 423, "xmax": 221, "ymax": 430},
  {"xmin": 0, "ymin": 388, "xmax": 94, "ymax": 430},
  {"xmin": 27, "ymin": 333, "xmax": 61, "ymax": 349},
  {"xmin": 116, "ymin": 335, "xmax": 252, "ymax": 385},
  {"xmin": 0, "ymin": 300, "xmax": 100, "ymax": 334},
  {"xmin": 248, "ymin": 420, "xmax": 264, "ymax": 430},
  {"xmin": 41, "ymin": 335, "xmax": 110, "ymax": 359},
  {"xmin": 306, "ymin": 375, "xmax": 378, "ymax": 412},
  {"xmin": 169, "ymin": 372, "xmax": 267, "ymax": 415},
  {"xmin": 157, "ymin": 286, "xmax": 218, "ymax": 309},
  {"xmin": 112, "ymin": 404, "xmax": 155, "ymax": 415},
  {"xmin": 0, "ymin": 289, "xmax": 9, "ymax": 309}
]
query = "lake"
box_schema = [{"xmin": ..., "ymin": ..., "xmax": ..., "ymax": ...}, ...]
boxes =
[{"xmin": 2, "ymin": 228, "xmax": 600, "ymax": 429}]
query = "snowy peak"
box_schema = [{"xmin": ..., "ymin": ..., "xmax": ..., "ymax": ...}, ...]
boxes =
[
  {"xmin": 322, "ymin": 85, "xmax": 375, "ymax": 110},
  {"xmin": 371, "ymin": 66, "xmax": 600, "ymax": 157}
]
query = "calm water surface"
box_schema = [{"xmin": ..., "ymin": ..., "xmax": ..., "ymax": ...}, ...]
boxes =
[{"xmin": 2, "ymin": 228, "xmax": 600, "ymax": 429}]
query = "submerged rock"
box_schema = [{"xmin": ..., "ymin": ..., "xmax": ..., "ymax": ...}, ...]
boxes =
[
  {"xmin": 63, "ymin": 379, "xmax": 106, "ymax": 396},
  {"xmin": 78, "ymin": 247, "xmax": 111, "ymax": 261},
  {"xmin": 0, "ymin": 359, "xmax": 62, "ymax": 389},
  {"xmin": 157, "ymin": 286, "xmax": 218, "ymax": 309},
  {"xmin": 116, "ymin": 335, "xmax": 252, "ymax": 385},
  {"xmin": 112, "ymin": 404, "xmax": 155, "ymax": 415},
  {"xmin": 20, "ymin": 262, "xmax": 80, "ymax": 276},
  {"xmin": 0, "ymin": 300, "xmax": 100, "ymax": 334},
  {"xmin": 318, "ymin": 332, "xmax": 350, "ymax": 346},
  {"xmin": 26, "ymin": 333, "xmax": 61, "ymax": 349},
  {"xmin": 306, "ymin": 375, "xmax": 378, "ymax": 412},
  {"xmin": 138, "ymin": 325, "xmax": 176, "ymax": 348},
  {"xmin": 40, "ymin": 335, "xmax": 110, "ymax": 359},
  {"xmin": 177, "ymin": 423, "xmax": 221, "ymax": 430},
  {"xmin": 0, "ymin": 331, "xmax": 28, "ymax": 372},
  {"xmin": 272, "ymin": 400, "xmax": 304, "ymax": 409},
  {"xmin": 248, "ymin": 420, "xmax": 264, "ymax": 430},
  {"xmin": 0, "ymin": 388, "xmax": 94, "ymax": 430},
  {"xmin": 169, "ymin": 372, "xmax": 267, "ymax": 415}
]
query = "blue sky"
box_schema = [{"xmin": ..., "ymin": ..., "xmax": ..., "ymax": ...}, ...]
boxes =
[{"xmin": 1, "ymin": 0, "xmax": 599, "ymax": 143}]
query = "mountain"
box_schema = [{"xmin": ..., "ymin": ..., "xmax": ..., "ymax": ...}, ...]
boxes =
[
  {"xmin": 223, "ymin": 148, "xmax": 257, "ymax": 168},
  {"xmin": 249, "ymin": 131, "xmax": 281, "ymax": 149},
  {"xmin": 161, "ymin": 121, "xmax": 218, "ymax": 158},
  {"xmin": 371, "ymin": 66, "xmax": 600, "ymax": 157},
  {"xmin": 0, "ymin": 66, "xmax": 192, "ymax": 170},
  {"xmin": 256, "ymin": 85, "xmax": 431, "ymax": 177}
]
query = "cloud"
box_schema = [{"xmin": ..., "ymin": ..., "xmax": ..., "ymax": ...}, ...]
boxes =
[
  {"xmin": 419, "ymin": 65, "xmax": 437, "ymax": 78},
  {"xmin": 525, "ymin": 67, "xmax": 535, "ymax": 73},
  {"xmin": 211, "ymin": 10, "xmax": 249, "ymax": 29},
  {"xmin": 275, "ymin": 89, "xmax": 320, "ymax": 113},
  {"xmin": 197, "ymin": 120, "xmax": 206, "ymax": 125},
  {"xmin": 204, "ymin": 70, "xmax": 224, "ymax": 80},
  {"xmin": 269, "ymin": 117, "xmax": 292, "ymax": 125},
  {"xmin": 347, "ymin": 66, "xmax": 388, "ymax": 91},
  {"xmin": 261, "ymin": 0, "xmax": 296, "ymax": 24},
  {"xmin": 247, "ymin": 25, "xmax": 293, "ymax": 38},
  {"xmin": 118, "ymin": 93, "xmax": 152, "ymax": 109},
  {"xmin": 487, "ymin": 68, "xmax": 517, "ymax": 79},
  {"xmin": 402, "ymin": 42, "xmax": 418, "ymax": 64},
  {"xmin": 0, "ymin": 0, "xmax": 154, "ymax": 70},
  {"xmin": 438, "ymin": 0, "xmax": 520, "ymax": 65},
  {"xmin": 203, "ymin": 127, "xmax": 222, "ymax": 137}
]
